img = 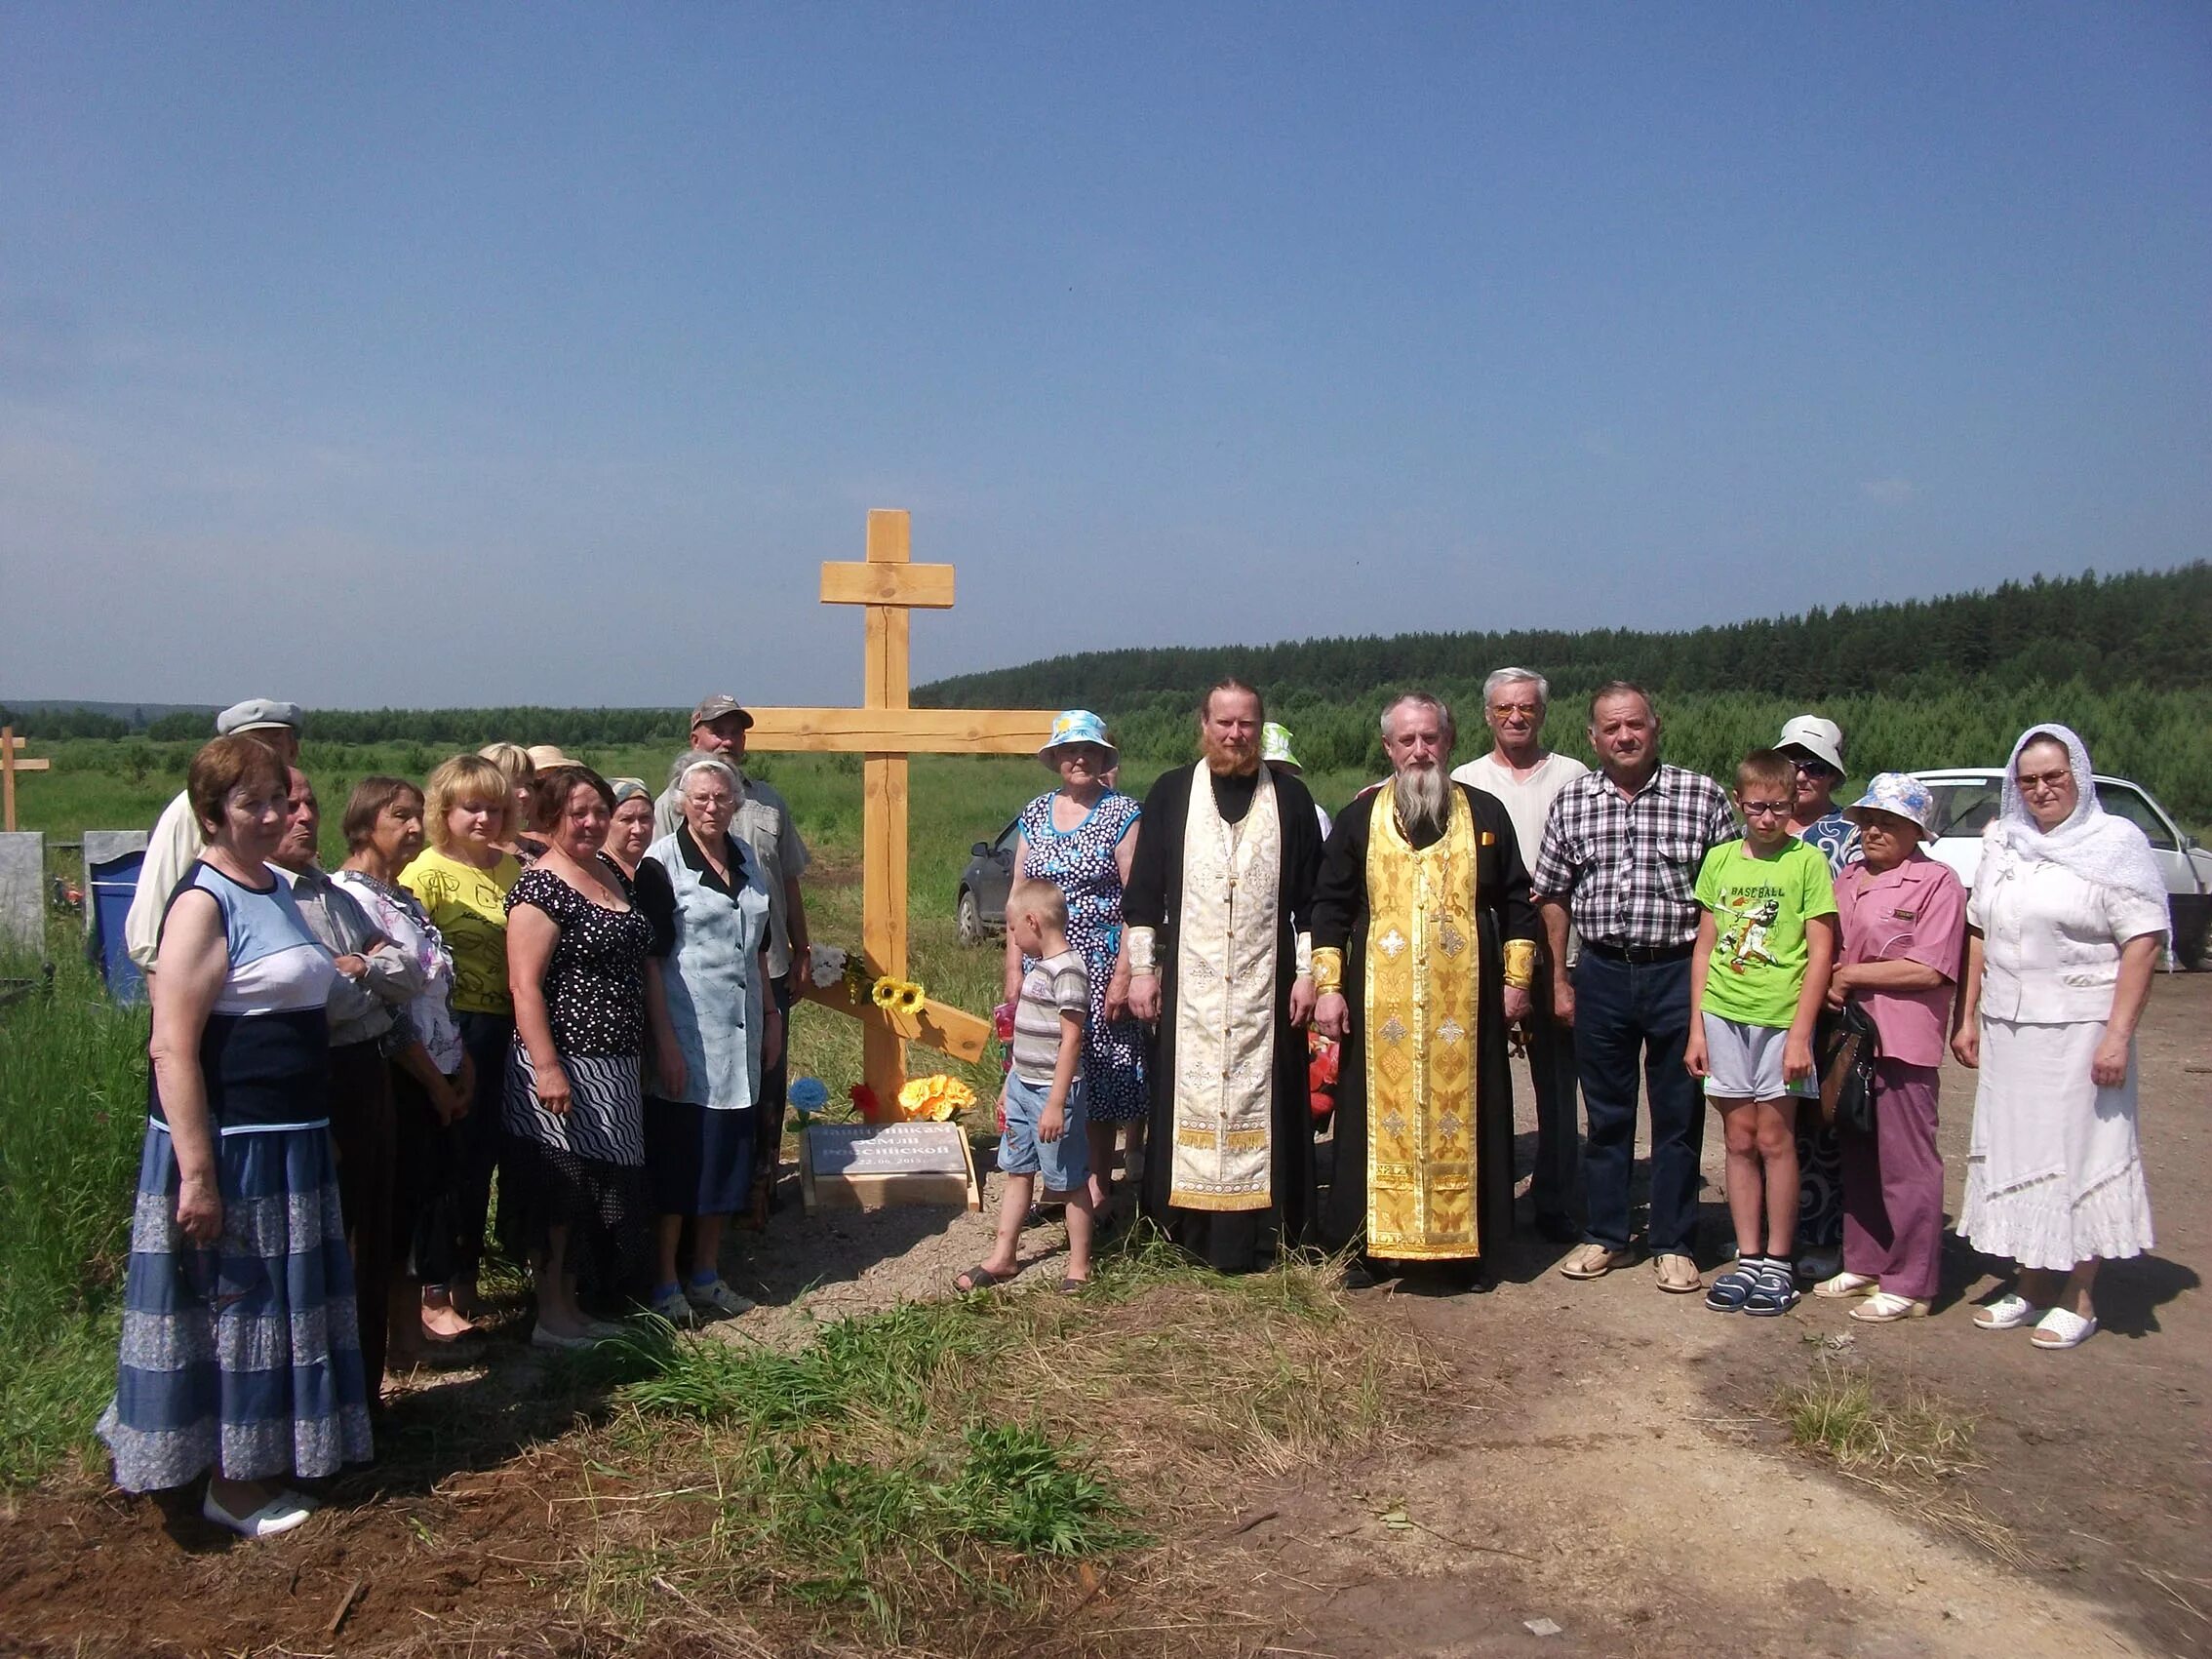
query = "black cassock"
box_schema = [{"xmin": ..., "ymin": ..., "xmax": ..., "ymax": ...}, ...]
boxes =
[
  {"xmin": 1311, "ymin": 781, "xmax": 1538, "ymax": 1266},
  {"xmin": 1126, "ymin": 762, "xmax": 1325, "ymax": 1274}
]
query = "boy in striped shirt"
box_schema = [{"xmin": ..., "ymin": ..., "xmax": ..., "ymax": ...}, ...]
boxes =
[{"xmin": 956, "ymin": 881, "xmax": 1096, "ymax": 1292}]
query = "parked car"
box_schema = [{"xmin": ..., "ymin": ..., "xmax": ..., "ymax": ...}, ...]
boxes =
[
  {"xmin": 1911, "ymin": 769, "xmax": 2212, "ymax": 969},
  {"xmin": 956, "ymin": 818, "xmax": 1019, "ymax": 945}
]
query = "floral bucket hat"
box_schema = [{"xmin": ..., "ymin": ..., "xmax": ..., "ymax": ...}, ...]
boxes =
[
  {"xmin": 1261, "ymin": 722, "xmax": 1303, "ymax": 770},
  {"xmin": 1040, "ymin": 709, "xmax": 1116, "ymax": 769},
  {"xmin": 1842, "ymin": 771, "xmax": 1938, "ymax": 837}
]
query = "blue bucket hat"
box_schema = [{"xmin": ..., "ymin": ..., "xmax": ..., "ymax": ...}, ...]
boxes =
[
  {"xmin": 1040, "ymin": 709, "xmax": 1116, "ymax": 770},
  {"xmin": 1842, "ymin": 772, "xmax": 1937, "ymax": 837}
]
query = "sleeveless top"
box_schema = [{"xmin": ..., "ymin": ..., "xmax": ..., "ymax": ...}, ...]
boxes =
[
  {"xmin": 642, "ymin": 827, "xmax": 771, "ymax": 1111},
  {"xmin": 151, "ymin": 860, "xmax": 336, "ymax": 1133}
]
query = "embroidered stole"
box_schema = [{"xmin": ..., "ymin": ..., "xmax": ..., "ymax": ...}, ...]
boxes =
[
  {"xmin": 1363, "ymin": 789, "xmax": 1484, "ymax": 1259},
  {"xmin": 1168, "ymin": 766, "xmax": 1283, "ymax": 1212}
]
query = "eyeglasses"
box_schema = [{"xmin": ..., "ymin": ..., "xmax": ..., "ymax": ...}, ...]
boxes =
[{"xmin": 1740, "ymin": 802, "xmax": 1792, "ymax": 818}]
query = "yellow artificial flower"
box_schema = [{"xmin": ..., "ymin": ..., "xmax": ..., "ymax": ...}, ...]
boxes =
[
  {"xmin": 891, "ymin": 979, "xmax": 928, "ymax": 1015},
  {"xmin": 870, "ymin": 977, "xmax": 900, "ymax": 1008},
  {"xmin": 897, "ymin": 1074, "xmax": 977, "ymax": 1123}
]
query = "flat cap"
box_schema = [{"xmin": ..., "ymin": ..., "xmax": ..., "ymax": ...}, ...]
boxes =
[{"xmin": 215, "ymin": 698, "xmax": 302, "ymax": 735}]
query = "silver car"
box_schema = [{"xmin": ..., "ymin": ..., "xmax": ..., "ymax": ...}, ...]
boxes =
[{"xmin": 1911, "ymin": 769, "xmax": 2212, "ymax": 969}]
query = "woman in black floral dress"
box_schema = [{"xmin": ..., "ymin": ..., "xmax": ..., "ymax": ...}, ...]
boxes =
[{"xmin": 502, "ymin": 765, "xmax": 654, "ymax": 1348}]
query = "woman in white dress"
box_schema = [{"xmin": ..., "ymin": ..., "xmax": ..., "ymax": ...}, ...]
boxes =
[{"xmin": 1952, "ymin": 724, "xmax": 2165, "ymax": 1350}]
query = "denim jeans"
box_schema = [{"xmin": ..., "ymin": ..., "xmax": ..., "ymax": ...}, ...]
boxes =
[
  {"xmin": 1525, "ymin": 967, "xmax": 1583, "ymax": 1227},
  {"xmin": 1572, "ymin": 951, "xmax": 1703, "ymax": 1255}
]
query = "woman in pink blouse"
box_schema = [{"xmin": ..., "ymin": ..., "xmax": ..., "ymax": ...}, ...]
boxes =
[{"xmin": 1814, "ymin": 773, "xmax": 1965, "ymax": 1323}]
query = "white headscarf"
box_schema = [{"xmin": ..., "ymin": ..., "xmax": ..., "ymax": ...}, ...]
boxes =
[{"xmin": 1985, "ymin": 724, "xmax": 2167, "ymax": 916}]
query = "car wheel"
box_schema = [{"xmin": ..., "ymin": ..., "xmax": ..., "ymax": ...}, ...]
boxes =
[{"xmin": 957, "ymin": 888, "xmax": 984, "ymax": 947}]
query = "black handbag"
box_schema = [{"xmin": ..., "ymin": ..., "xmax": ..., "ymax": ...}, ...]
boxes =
[{"xmin": 1814, "ymin": 1000, "xmax": 1880, "ymax": 1135}]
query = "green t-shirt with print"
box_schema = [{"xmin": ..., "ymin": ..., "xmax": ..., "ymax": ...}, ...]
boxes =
[{"xmin": 1693, "ymin": 837, "xmax": 1837, "ymax": 1029}]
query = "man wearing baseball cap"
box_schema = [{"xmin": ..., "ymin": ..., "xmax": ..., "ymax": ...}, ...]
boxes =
[
  {"xmin": 124, "ymin": 699, "xmax": 304, "ymax": 977},
  {"xmin": 652, "ymin": 694, "xmax": 812, "ymax": 1217}
]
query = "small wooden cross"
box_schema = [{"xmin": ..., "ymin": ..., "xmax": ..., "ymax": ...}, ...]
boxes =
[
  {"xmin": 1, "ymin": 729, "xmax": 52, "ymax": 833},
  {"xmin": 744, "ymin": 510, "xmax": 1059, "ymax": 1108}
]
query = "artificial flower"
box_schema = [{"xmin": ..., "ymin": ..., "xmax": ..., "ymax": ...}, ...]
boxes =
[{"xmin": 896, "ymin": 1073, "xmax": 976, "ymax": 1123}]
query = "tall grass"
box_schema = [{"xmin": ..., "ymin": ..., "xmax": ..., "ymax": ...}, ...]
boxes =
[{"xmin": 0, "ymin": 949, "xmax": 149, "ymax": 1483}]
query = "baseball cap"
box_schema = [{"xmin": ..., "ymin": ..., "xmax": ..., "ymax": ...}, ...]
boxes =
[
  {"xmin": 691, "ymin": 694, "xmax": 755, "ymax": 731},
  {"xmin": 1777, "ymin": 715, "xmax": 1845, "ymax": 776},
  {"xmin": 214, "ymin": 698, "xmax": 303, "ymax": 736}
]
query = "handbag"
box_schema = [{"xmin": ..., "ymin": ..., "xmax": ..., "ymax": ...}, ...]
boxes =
[{"xmin": 1814, "ymin": 1000, "xmax": 1880, "ymax": 1134}]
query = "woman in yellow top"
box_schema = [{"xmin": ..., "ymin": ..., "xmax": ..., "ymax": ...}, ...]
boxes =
[{"xmin": 400, "ymin": 754, "xmax": 521, "ymax": 1335}]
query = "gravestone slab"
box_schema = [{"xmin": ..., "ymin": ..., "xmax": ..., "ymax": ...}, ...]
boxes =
[
  {"xmin": 800, "ymin": 1120, "xmax": 981, "ymax": 1213},
  {"xmin": 0, "ymin": 832, "xmax": 45, "ymax": 956},
  {"xmin": 81, "ymin": 831, "xmax": 150, "ymax": 936}
]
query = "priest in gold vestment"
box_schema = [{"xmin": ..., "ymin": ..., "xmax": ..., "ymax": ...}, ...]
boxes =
[{"xmin": 1314, "ymin": 692, "xmax": 1538, "ymax": 1284}]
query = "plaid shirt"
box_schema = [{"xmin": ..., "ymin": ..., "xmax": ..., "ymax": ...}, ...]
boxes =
[{"xmin": 1529, "ymin": 764, "xmax": 1737, "ymax": 951}]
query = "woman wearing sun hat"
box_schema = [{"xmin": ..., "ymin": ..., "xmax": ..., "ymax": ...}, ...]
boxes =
[
  {"xmin": 1003, "ymin": 711, "xmax": 1147, "ymax": 1216},
  {"xmin": 1263, "ymin": 722, "xmax": 1331, "ymax": 838},
  {"xmin": 1814, "ymin": 773, "xmax": 1966, "ymax": 1323}
]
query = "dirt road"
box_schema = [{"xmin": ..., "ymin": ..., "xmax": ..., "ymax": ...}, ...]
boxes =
[{"xmin": 1214, "ymin": 968, "xmax": 2209, "ymax": 1657}]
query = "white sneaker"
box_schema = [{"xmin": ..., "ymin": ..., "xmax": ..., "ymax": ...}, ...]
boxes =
[
  {"xmin": 203, "ymin": 1486, "xmax": 315, "ymax": 1540},
  {"xmin": 684, "ymin": 1277, "xmax": 755, "ymax": 1317}
]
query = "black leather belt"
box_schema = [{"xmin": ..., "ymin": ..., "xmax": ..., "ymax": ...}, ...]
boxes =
[{"xmin": 1583, "ymin": 939, "xmax": 1694, "ymax": 965}]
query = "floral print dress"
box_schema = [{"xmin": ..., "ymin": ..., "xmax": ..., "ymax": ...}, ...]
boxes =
[{"xmin": 1017, "ymin": 789, "xmax": 1148, "ymax": 1123}]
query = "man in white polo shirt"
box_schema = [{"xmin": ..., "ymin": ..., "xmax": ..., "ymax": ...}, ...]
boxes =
[{"xmin": 1451, "ymin": 668, "xmax": 1590, "ymax": 1242}]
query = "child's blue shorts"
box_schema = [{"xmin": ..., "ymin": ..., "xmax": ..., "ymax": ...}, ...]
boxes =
[{"xmin": 1000, "ymin": 1071, "xmax": 1089, "ymax": 1195}]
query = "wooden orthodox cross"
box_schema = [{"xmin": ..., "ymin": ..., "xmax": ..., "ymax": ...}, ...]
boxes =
[
  {"xmin": 743, "ymin": 511, "xmax": 1058, "ymax": 1108},
  {"xmin": 1, "ymin": 730, "xmax": 52, "ymax": 833}
]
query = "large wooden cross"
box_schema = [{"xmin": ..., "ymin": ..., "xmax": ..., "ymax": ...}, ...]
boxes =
[
  {"xmin": 743, "ymin": 510, "xmax": 1059, "ymax": 1107},
  {"xmin": 1, "ymin": 730, "xmax": 51, "ymax": 833}
]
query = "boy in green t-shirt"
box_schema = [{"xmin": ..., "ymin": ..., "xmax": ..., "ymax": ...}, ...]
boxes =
[{"xmin": 1685, "ymin": 749, "xmax": 1837, "ymax": 1317}]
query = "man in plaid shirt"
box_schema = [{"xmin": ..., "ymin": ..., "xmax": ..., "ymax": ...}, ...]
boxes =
[{"xmin": 1529, "ymin": 682, "xmax": 1736, "ymax": 1293}]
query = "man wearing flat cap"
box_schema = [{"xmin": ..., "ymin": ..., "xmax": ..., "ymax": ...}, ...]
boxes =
[
  {"xmin": 124, "ymin": 698, "xmax": 303, "ymax": 978},
  {"xmin": 654, "ymin": 694, "xmax": 812, "ymax": 1211}
]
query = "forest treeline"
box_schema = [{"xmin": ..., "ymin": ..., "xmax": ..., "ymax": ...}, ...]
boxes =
[
  {"xmin": 920, "ymin": 565, "xmax": 2210, "ymax": 712},
  {"xmin": 6, "ymin": 564, "xmax": 2206, "ymax": 824}
]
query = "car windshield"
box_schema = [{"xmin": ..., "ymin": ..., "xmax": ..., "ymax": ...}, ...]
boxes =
[
  {"xmin": 2095, "ymin": 784, "xmax": 2177, "ymax": 850},
  {"xmin": 1924, "ymin": 781, "xmax": 2003, "ymax": 838},
  {"xmin": 1925, "ymin": 778, "xmax": 2177, "ymax": 851}
]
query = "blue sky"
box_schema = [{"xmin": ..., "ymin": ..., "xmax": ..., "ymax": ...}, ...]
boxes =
[{"xmin": 4, "ymin": 5, "xmax": 2206, "ymax": 708}]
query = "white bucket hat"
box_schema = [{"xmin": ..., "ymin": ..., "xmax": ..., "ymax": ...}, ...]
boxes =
[{"xmin": 1777, "ymin": 714, "xmax": 1845, "ymax": 777}]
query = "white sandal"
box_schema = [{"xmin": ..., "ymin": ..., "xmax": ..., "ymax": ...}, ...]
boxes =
[
  {"xmin": 1814, "ymin": 1271, "xmax": 1880, "ymax": 1299},
  {"xmin": 1972, "ymin": 1292, "xmax": 2043, "ymax": 1330},
  {"xmin": 1849, "ymin": 1290, "xmax": 1929, "ymax": 1323},
  {"xmin": 2030, "ymin": 1307, "xmax": 2098, "ymax": 1350}
]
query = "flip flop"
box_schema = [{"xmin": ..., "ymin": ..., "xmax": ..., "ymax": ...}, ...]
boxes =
[
  {"xmin": 954, "ymin": 1264, "xmax": 1007, "ymax": 1294},
  {"xmin": 2030, "ymin": 1308, "xmax": 2097, "ymax": 1350},
  {"xmin": 1057, "ymin": 1276, "xmax": 1089, "ymax": 1295}
]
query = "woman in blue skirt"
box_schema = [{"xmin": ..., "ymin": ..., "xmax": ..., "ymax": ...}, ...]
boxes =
[
  {"xmin": 638, "ymin": 755, "xmax": 779, "ymax": 1323},
  {"xmin": 99, "ymin": 735, "xmax": 374, "ymax": 1539}
]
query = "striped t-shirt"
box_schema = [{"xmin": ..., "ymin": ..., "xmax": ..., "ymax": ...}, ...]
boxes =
[{"xmin": 1011, "ymin": 950, "xmax": 1088, "ymax": 1085}]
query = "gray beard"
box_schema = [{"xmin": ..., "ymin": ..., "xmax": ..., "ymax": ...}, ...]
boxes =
[{"xmin": 1393, "ymin": 766, "xmax": 1448, "ymax": 836}]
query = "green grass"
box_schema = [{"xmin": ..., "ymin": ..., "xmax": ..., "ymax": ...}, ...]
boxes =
[
  {"xmin": 0, "ymin": 950, "xmax": 150, "ymax": 1483},
  {"xmin": 562, "ymin": 1236, "xmax": 1414, "ymax": 1640}
]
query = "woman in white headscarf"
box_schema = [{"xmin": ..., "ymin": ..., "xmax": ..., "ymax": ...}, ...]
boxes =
[{"xmin": 1952, "ymin": 724, "xmax": 2165, "ymax": 1350}]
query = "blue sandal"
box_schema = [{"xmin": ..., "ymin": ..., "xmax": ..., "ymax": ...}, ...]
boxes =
[
  {"xmin": 1704, "ymin": 1262, "xmax": 1760, "ymax": 1312},
  {"xmin": 1744, "ymin": 1261, "xmax": 1800, "ymax": 1317}
]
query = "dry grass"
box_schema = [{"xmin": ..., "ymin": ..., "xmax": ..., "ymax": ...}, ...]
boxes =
[{"xmin": 1776, "ymin": 1359, "xmax": 2032, "ymax": 1568}]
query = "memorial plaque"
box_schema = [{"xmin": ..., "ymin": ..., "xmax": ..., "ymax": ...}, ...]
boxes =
[
  {"xmin": 0, "ymin": 832, "xmax": 44, "ymax": 957},
  {"xmin": 800, "ymin": 1120, "xmax": 981, "ymax": 1213}
]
